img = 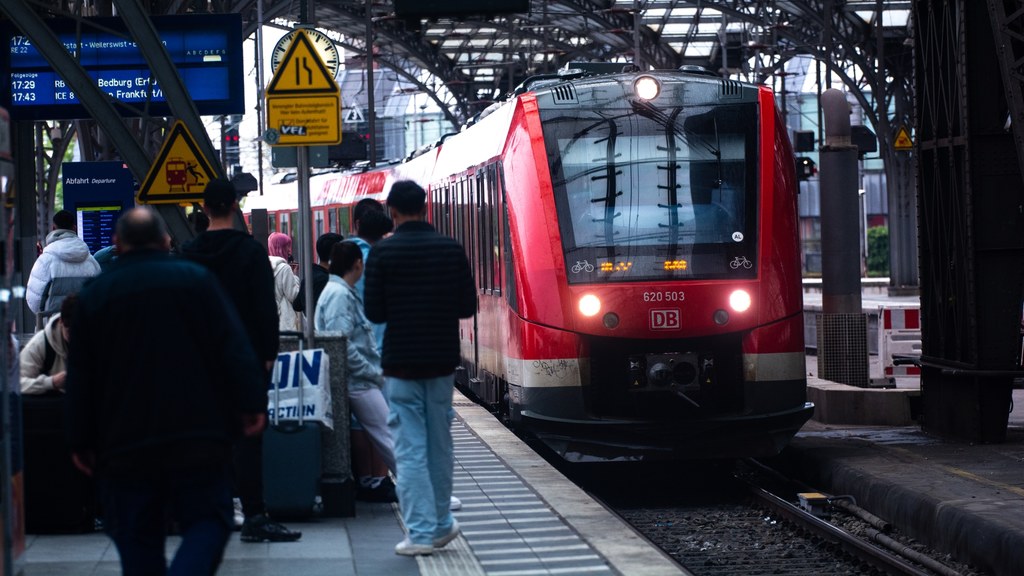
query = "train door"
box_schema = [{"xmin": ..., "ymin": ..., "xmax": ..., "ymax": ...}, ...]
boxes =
[{"xmin": 469, "ymin": 171, "xmax": 483, "ymax": 385}]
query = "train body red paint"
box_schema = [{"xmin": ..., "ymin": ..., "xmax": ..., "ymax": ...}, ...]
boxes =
[{"xmin": 247, "ymin": 65, "xmax": 813, "ymax": 462}]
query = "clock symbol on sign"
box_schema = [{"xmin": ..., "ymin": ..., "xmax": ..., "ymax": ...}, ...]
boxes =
[{"xmin": 271, "ymin": 28, "xmax": 340, "ymax": 79}]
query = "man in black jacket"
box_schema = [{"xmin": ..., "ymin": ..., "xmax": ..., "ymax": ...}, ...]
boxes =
[
  {"xmin": 67, "ymin": 207, "xmax": 267, "ymax": 575},
  {"xmin": 364, "ymin": 180, "xmax": 476, "ymax": 556},
  {"xmin": 180, "ymin": 178, "xmax": 301, "ymax": 543}
]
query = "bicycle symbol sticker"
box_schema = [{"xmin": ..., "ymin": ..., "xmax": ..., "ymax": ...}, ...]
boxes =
[
  {"xmin": 730, "ymin": 256, "xmax": 753, "ymax": 270},
  {"xmin": 571, "ymin": 260, "xmax": 595, "ymax": 273}
]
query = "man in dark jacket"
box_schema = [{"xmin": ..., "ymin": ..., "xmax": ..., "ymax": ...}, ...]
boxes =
[
  {"xmin": 179, "ymin": 178, "xmax": 301, "ymax": 543},
  {"xmin": 67, "ymin": 207, "xmax": 267, "ymax": 575},
  {"xmin": 364, "ymin": 180, "xmax": 476, "ymax": 556}
]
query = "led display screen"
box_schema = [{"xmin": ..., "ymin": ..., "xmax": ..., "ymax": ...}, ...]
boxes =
[{"xmin": 1, "ymin": 14, "xmax": 244, "ymax": 120}]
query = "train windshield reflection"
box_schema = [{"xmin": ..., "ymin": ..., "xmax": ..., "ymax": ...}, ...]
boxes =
[{"xmin": 543, "ymin": 101, "xmax": 759, "ymax": 283}]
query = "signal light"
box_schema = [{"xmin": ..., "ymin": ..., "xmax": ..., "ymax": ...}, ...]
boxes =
[
  {"xmin": 796, "ymin": 156, "xmax": 816, "ymax": 181},
  {"xmin": 633, "ymin": 76, "xmax": 660, "ymax": 100}
]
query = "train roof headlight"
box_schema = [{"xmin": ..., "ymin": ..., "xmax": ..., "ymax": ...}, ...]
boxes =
[
  {"xmin": 579, "ymin": 294, "xmax": 602, "ymax": 317},
  {"xmin": 729, "ymin": 289, "xmax": 752, "ymax": 313},
  {"xmin": 634, "ymin": 76, "xmax": 660, "ymax": 101}
]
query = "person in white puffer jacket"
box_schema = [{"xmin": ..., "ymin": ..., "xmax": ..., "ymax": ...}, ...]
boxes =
[{"xmin": 26, "ymin": 210, "xmax": 101, "ymax": 315}]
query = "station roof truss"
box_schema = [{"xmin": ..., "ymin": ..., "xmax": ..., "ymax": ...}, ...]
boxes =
[
  {"xmin": 241, "ymin": 0, "xmax": 913, "ymax": 128},
  {"xmin": 5, "ymin": 0, "xmax": 912, "ymax": 136}
]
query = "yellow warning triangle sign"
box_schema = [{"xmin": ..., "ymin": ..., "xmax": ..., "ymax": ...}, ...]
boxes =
[
  {"xmin": 894, "ymin": 125, "xmax": 914, "ymax": 151},
  {"xmin": 137, "ymin": 121, "xmax": 220, "ymax": 204},
  {"xmin": 267, "ymin": 30, "xmax": 339, "ymax": 95}
]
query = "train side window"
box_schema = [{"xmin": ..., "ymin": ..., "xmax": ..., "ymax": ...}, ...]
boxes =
[
  {"xmin": 337, "ymin": 207, "xmax": 350, "ymax": 236},
  {"xmin": 444, "ymin": 184, "xmax": 452, "ymax": 235},
  {"xmin": 502, "ymin": 182, "xmax": 516, "ymax": 311},
  {"xmin": 327, "ymin": 209, "xmax": 337, "ymax": 233},
  {"xmin": 314, "ymin": 210, "xmax": 325, "ymax": 238},
  {"xmin": 289, "ymin": 211, "xmax": 298, "ymax": 237},
  {"xmin": 455, "ymin": 180, "xmax": 464, "ymax": 245},
  {"xmin": 270, "ymin": 214, "xmax": 279, "ymax": 233}
]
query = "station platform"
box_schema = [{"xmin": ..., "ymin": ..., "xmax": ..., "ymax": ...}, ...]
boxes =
[
  {"xmin": 17, "ymin": 392, "xmax": 688, "ymax": 576},
  {"xmin": 772, "ymin": 394, "xmax": 1024, "ymax": 576},
  {"xmin": 788, "ymin": 286, "xmax": 1024, "ymax": 576}
]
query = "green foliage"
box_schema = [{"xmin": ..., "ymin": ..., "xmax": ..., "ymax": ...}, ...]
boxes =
[{"xmin": 866, "ymin": 226, "xmax": 889, "ymax": 277}]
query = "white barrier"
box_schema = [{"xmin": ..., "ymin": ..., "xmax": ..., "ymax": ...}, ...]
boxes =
[{"xmin": 879, "ymin": 306, "xmax": 921, "ymax": 378}]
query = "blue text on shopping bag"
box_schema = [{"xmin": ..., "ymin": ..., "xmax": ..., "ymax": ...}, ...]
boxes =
[{"xmin": 271, "ymin": 349, "xmax": 325, "ymax": 390}]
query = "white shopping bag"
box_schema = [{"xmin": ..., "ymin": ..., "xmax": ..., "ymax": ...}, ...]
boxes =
[{"xmin": 269, "ymin": 348, "xmax": 333, "ymax": 430}]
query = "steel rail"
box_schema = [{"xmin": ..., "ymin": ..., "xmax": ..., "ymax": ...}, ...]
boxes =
[{"xmin": 746, "ymin": 483, "xmax": 937, "ymax": 576}]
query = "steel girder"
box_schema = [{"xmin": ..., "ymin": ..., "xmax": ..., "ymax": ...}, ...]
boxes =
[{"xmin": 915, "ymin": 0, "xmax": 1021, "ymax": 443}]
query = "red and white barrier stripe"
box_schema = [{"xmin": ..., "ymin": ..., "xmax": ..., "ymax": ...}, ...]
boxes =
[{"xmin": 880, "ymin": 307, "xmax": 922, "ymax": 377}]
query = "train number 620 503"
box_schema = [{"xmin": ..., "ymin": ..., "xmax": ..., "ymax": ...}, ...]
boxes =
[{"xmin": 642, "ymin": 291, "xmax": 686, "ymax": 302}]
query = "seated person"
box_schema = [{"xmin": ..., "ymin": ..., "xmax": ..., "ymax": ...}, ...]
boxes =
[{"xmin": 21, "ymin": 293, "xmax": 77, "ymax": 395}]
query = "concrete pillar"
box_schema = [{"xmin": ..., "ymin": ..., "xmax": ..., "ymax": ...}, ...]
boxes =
[{"xmin": 817, "ymin": 89, "xmax": 870, "ymax": 387}]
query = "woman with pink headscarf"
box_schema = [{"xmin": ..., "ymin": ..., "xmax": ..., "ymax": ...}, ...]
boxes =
[{"xmin": 267, "ymin": 232, "xmax": 302, "ymax": 331}]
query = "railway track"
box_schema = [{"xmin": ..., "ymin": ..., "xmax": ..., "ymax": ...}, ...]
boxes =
[{"xmin": 569, "ymin": 459, "xmax": 981, "ymax": 576}]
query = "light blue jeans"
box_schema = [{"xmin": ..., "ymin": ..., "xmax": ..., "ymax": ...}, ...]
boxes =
[{"xmin": 386, "ymin": 375, "xmax": 456, "ymax": 545}]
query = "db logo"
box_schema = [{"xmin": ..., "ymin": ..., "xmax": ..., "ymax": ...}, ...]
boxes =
[{"xmin": 650, "ymin": 308, "xmax": 681, "ymax": 330}]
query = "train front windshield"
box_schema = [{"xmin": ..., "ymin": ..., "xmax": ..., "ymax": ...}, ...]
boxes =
[{"xmin": 543, "ymin": 100, "xmax": 759, "ymax": 283}]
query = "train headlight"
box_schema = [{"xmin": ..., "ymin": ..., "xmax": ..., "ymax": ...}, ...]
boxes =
[
  {"xmin": 634, "ymin": 76, "xmax": 660, "ymax": 101},
  {"xmin": 579, "ymin": 294, "xmax": 601, "ymax": 317},
  {"xmin": 729, "ymin": 289, "xmax": 752, "ymax": 312}
]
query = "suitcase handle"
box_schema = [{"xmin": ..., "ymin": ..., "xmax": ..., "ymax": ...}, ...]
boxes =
[{"xmin": 274, "ymin": 331, "xmax": 307, "ymax": 426}]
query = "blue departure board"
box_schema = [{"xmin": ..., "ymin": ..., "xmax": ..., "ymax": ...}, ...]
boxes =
[
  {"xmin": 1, "ymin": 14, "xmax": 244, "ymax": 120},
  {"xmin": 63, "ymin": 161, "xmax": 135, "ymax": 254},
  {"xmin": 77, "ymin": 204, "xmax": 123, "ymax": 255}
]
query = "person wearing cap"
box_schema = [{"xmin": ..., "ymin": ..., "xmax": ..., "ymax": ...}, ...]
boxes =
[
  {"xmin": 179, "ymin": 178, "xmax": 301, "ymax": 543},
  {"xmin": 66, "ymin": 206, "xmax": 268, "ymax": 575},
  {"xmin": 364, "ymin": 180, "xmax": 477, "ymax": 556}
]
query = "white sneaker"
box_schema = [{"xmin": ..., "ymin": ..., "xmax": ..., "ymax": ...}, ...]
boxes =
[
  {"xmin": 395, "ymin": 538, "xmax": 433, "ymax": 556},
  {"xmin": 232, "ymin": 498, "xmax": 244, "ymax": 529},
  {"xmin": 449, "ymin": 495, "xmax": 462, "ymax": 511},
  {"xmin": 433, "ymin": 519, "xmax": 460, "ymax": 548}
]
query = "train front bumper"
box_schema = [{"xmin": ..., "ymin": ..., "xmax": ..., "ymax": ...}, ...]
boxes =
[{"xmin": 520, "ymin": 402, "xmax": 815, "ymax": 463}]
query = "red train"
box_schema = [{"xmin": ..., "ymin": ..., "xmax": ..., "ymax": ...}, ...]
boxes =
[{"xmin": 246, "ymin": 63, "xmax": 813, "ymax": 462}]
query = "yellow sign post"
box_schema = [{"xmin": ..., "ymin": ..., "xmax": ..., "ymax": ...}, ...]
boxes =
[
  {"xmin": 137, "ymin": 120, "xmax": 219, "ymax": 204},
  {"xmin": 265, "ymin": 30, "xmax": 342, "ymax": 146}
]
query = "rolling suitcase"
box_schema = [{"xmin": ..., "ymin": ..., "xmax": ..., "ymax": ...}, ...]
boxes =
[{"xmin": 263, "ymin": 332, "xmax": 322, "ymax": 518}]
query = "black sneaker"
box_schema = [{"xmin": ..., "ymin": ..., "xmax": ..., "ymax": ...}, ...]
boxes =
[
  {"xmin": 357, "ymin": 479, "xmax": 398, "ymax": 503},
  {"xmin": 240, "ymin": 514, "xmax": 302, "ymax": 543}
]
